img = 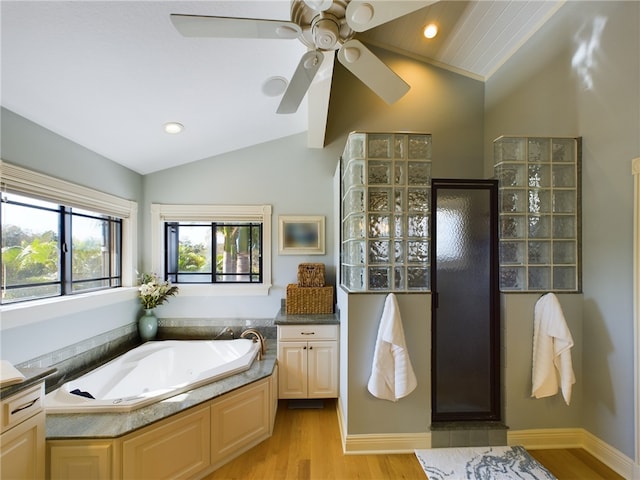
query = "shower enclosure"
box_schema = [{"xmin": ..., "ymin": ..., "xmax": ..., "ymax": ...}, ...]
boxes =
[{"xmin": 431, "ymin": 179, "xmax": 501, "ymax": 422}]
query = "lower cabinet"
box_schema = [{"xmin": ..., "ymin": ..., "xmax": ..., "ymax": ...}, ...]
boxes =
[
  {"xmin": 1, "ymin": 410, "xmax": 46, "ymax": 480},
  {"xmin": 47, "ymin": 440, "xmax": 117, "ymax": 480},
  {"xmin": 47, "ymin": 371, "xmax": 277, "ymax": 480},
  {"xmin": 210, "ymin": 378, "xmax": 270, "ymax": 469},
  {"xmin": 122, "ymin": 406, "xmax": 210, "ymax": 479},
  {"xmin": 277, "ymin": 324, "xmax": 338, "ymax": 399},
  {"xmin": 1, "ymin": 382, "xmax": 46, "ymax": 480}
]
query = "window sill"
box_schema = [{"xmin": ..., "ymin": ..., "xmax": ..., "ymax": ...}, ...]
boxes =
[
  {"xmin": 1, "ymin": 288, "xmax": 139, "ymax": 330},
  {"xmin": 175, "ymin": 283, "xmax": 272, "ymax": 297}
]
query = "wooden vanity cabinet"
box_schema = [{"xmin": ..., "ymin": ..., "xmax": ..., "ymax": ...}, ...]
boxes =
[
  {"xmin": 277, "ymin": 324, "xmax": 338, "ymax": 399},
  {"xmin": 47, "ymin": 372, "xmax": 278, "ymax": 480},
  {"xmin": 1, "ymin": 382, "xmax": 46, "ymax": 480}
]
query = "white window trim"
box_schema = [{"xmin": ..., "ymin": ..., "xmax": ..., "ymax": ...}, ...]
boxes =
[
  {"xmin": 150, "ymin": 203, "xmax": 272, "ymax": 296},
  {"xmin": 0, "ymin": 160, "xmax": 138, "ymax": 324}
]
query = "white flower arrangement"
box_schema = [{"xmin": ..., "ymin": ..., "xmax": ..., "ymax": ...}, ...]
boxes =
[{"xmin": 138, "ymin": 273, "xmax": 179, "ymax": 310}]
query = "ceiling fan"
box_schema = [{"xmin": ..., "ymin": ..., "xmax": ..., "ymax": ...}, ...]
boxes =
[{"xmin": 170, "ymin": 0, "xmax": 435, "ymax": 114}]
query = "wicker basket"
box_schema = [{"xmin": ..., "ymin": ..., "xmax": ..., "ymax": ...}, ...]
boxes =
[
  {"xmin": 297, "ymin": 263, "xmax": 325, "ymax": 287},
  {"xmin": 286, "ymin": 284, "xmax": 333, "ymax": 314}
]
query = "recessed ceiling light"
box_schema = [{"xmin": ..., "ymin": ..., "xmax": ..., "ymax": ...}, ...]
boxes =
[
  {"xmin": 164, "ymin": 122, "xmax": 184, "ymax": 134},
  {"xmin": 423, "ymin": 23, "xmax": 438, "ymax": 39},
  {"xmin": 262, "ymin": 76, "xmax": 288, "ymax": 97}
]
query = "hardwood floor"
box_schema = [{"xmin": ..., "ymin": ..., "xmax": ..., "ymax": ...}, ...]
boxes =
[
  {"xmin": 204, "ymin": 399, "xmax": 623, "ymax": 480},
  {"xmin": 529, "ymin": 448, "xmax": 624, "ymax": 480}
]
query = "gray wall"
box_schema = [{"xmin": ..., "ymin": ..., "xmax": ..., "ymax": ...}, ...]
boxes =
[
  {"xmin": 142, "ymin": 132, "xmax": 343, "ymax": 318},
  {"xmin": 484, "ymin": 1, "xmax": 639, "ymax": 458},
  {"xmin": 325, "ymin": 45, "xmax": 485, "ymax": 179},
  {"xmin": 1, "ymin": 108, "xmax": 142, "ymax": 200},
  {"xmin": 0, "ymin": 107, "xmax": 144, "ymax": 363},
  {"xmin": 338, "ymin": 291, "xmax": 431, "ymax": 436},
  {"xmin": 502, "ymin": 294, "xmax": 583, "ymax": 430}
]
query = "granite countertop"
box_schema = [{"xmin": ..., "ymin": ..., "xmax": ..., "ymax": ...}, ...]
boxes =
[
  {"xmin": 0, "ymin": 366, "xmax": 57, "ymax": 400},
  {"xmin": 45, "ymin": 346, "xmax": 277, "ymax": 440},
  {"xmin": 274, "ymin": 308, "xmax": 339, "ymax": 325}
]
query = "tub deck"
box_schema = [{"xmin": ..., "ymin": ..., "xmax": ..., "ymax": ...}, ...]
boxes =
[{"xmin": 45, "ymin": 346, "xmax": 276, "ymax": 439}]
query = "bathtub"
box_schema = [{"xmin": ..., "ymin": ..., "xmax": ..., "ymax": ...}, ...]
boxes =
[{"xmin": 45, "ymin": 339, "xmax": 260, "ymax": 413}]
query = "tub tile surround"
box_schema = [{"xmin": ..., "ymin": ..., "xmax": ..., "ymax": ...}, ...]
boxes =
[
  {"xmin": 158, "ymin": 317, "xmax": 278, "ymax": 340},
  {"xmin": 16, "ymin": 323, "xmax": 139, "ymax": 395}
]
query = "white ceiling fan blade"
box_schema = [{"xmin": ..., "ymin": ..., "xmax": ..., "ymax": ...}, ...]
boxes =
[
  {"xmin": 337, "ymin": 39, "xmax": 409, "ymax": 105},
  {"xmin": 345, "ymin": 0, "xmax": 438, "ymax": 32},
  {"xmin": 170, "ymin": 14, "xmax": 301, "ymax": 39},
  {"xmin": 277, "ymin": 50, "xmax": 325, "ymax": 114}
]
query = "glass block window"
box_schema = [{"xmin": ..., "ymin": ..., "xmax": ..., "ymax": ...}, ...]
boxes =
[
  {"xmin": 494, "ymin": 136, "xmax": 581, "ymax": 292},
  {"xmin": 341, "ymin": 132, "xmax": 432, "ymax": 292}
]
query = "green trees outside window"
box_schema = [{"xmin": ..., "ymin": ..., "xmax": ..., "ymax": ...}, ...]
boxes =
[
  {"xmin": 165, "ymin": 222, "xmax": 262, "ymax": 284},
  {"xmin": 1, "ymin": 193, "xmax": 122, "ymax": 304}
]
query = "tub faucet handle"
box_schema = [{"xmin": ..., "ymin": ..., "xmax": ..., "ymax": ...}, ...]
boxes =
[{"xmin": 214, "ymin": 327, "xmax": 235, "ymax": 340}]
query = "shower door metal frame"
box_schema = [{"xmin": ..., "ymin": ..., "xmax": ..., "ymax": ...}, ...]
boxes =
[{"xmin": 430, "ymin": 178, "xmax": 501, "ymax": 423}]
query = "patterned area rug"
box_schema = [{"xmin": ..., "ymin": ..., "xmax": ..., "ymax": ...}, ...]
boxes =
[{"xmin": 415, "ymin": 446, "xmax": 557, "ymax": 479}]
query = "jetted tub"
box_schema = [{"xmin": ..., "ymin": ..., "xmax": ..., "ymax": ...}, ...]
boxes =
[{"xmin": 45, "ymin": 339, "xmax": 260, "ymax": 413}]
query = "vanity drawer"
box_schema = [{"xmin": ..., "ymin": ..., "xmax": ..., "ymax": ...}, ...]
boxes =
[
  {"xmin": 1, "ymin": 382, "xmax": 44, "ymax": 433},
  {"xmin": 278, "ymin": 324, "xmax": 338, "ymax": 341}
]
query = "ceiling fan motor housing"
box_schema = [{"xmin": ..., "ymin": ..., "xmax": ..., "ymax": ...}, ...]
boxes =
[{"xmin": 291, "ymin": 0, "xmax": 354, "ymax": 51}]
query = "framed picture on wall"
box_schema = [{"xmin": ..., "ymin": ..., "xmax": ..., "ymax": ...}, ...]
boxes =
[{"xmin": 278, "ymin": 215, "xmax": 325, "ymax": 255}]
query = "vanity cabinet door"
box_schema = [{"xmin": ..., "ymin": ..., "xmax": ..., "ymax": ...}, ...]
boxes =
[
  {"xmin": 277, "ymin": 341, "xmax": 308, "ymax": 398},
  {"xmin": 122, "ymin": 405, "xmax": 210, "ymax": 480},
  {"xmin": 1, "ymin": 410, "xmax": 45, "ymax": 480},
  {"xmin": 307, "ymin": 341, "xmax": 338, "ymax": 398},
  {"xmin": 47, "ymin": 440, "xmax": 115, "ymax": 480}
]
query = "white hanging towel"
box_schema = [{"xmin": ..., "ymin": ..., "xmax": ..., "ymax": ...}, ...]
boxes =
[
  {"xmin": 367, "ymin": 293, "xmax": 417, "ymax": 402},
  {"xmin": 531, "ymin": 292, "xmax": 576, "ymax": 405}
]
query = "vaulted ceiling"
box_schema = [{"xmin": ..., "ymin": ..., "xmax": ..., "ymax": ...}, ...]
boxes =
[{"xmin": 1, "ymin": 1, "xmax": 563, "ymax": 174}]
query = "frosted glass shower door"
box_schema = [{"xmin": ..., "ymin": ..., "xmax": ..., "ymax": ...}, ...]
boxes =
[{"xmin": 431, "ymin": 179, "xmax": 500, "ymax": 422}]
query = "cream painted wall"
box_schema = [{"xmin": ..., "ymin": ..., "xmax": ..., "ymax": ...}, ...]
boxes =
[{"xmin": 484, "ymin": 1, "xmax": 640, "ymax": 458}]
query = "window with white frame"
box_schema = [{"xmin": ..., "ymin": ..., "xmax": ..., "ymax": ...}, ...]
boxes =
[
  {"xmin": 0, "ymin": 161, "xmax": 137, "ymax": 305},
  {"xmin": 150, "ymin": 204, "xmax": 272, "ymax": 296}
]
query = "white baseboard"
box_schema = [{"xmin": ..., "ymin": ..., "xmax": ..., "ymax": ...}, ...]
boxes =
[
  {"xmin": 336, "ymin": 407, "xmax": 638, "ymax": 479},
  {"xmin": 335, "ymin": 397, "xmax": 430, "ymax": 454},
  {"xmin": 342, "ymin": 432, "xmax": 431, "ymax": 454},
  {"xmin": 509, "ymin": 428, "xmax": 637, "ymax": 479},
  {"xmin": 508, "ymin": 427, "xmax": 583, "ymax": 449}
]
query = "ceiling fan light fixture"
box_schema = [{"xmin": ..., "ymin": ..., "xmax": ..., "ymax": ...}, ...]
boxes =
[
  {"xmin": 164, "ymin": 122, "xmax": 184, "ymax": 134},
  {"xmin": 423, "ymin": 23, "xmax": 438, "ymax": 39},
  {"xmin": 303, "ymin": 0, "xmax": 333, "ymax": 11},
  {"xmin": 312, "ymin": 15, "xmax": 340, "ymax": 50},
  {"xmin": 262, "ymin": 76, "xmax": 289, "ymax": 97}
]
